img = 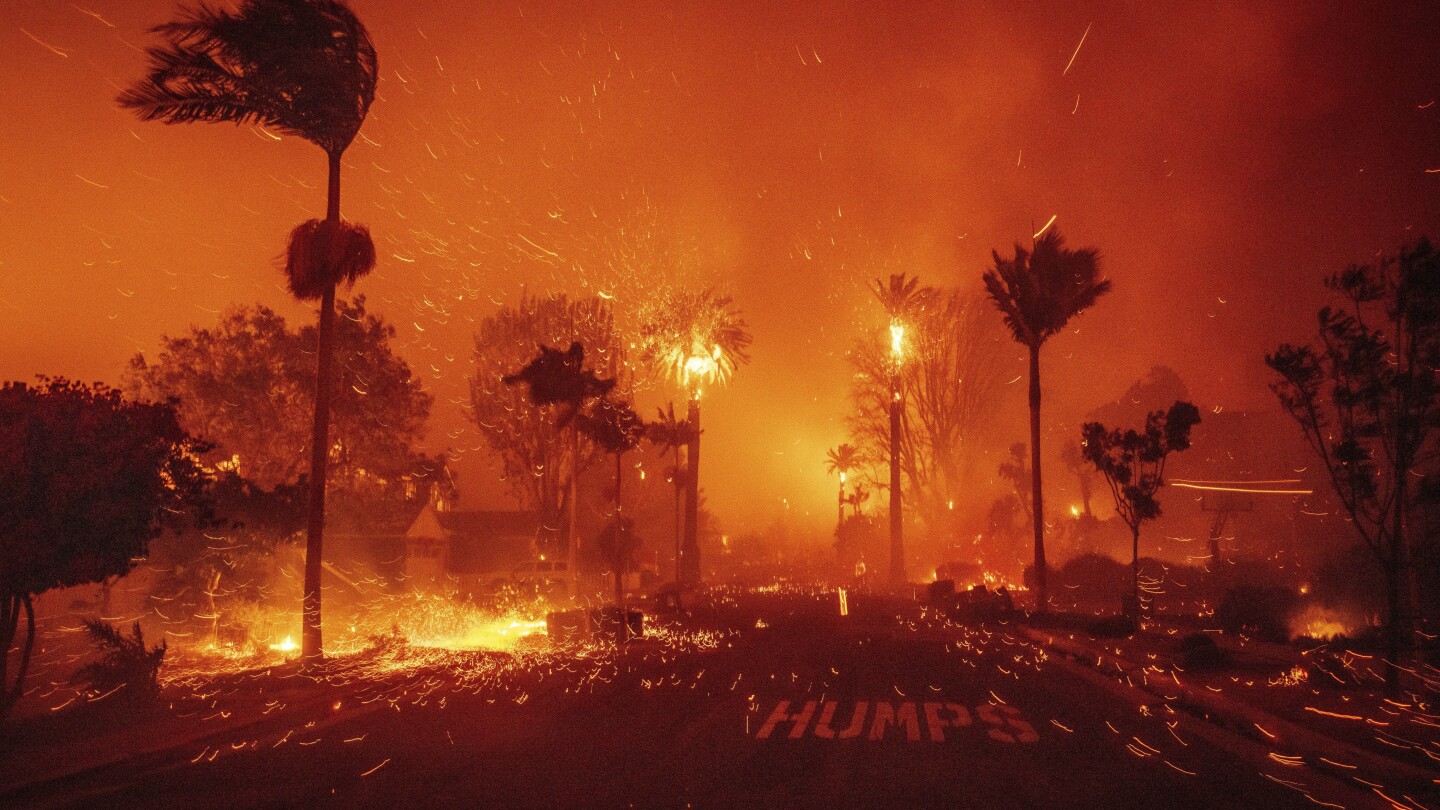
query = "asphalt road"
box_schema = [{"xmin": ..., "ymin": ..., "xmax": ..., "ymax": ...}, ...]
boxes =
[{"xmin": 5, "ymin": 589, "xmax": 1395, "ymax": 809}]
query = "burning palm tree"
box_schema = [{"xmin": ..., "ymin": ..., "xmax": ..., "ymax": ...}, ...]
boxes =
[
  {"xmin": 638, "ymin": 289, "xmax": 752, "ymax": 585},
  {"xmin": 870, "ymin": 273, "xmax": 934, "ymax": 586},
  {"xmin": 825, "ymin": 443, "xmax": 863, "ymax": 533},
  {"xmin": 119, "ymin": 0, "xmax": 379, "ymax": 660},
  {"xmin": 982, "ymin": 229, "xmax": 1110, "ymax": 612}
]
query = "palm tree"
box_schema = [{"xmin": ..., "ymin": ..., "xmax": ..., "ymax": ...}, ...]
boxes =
[
  {"xmin": 637, "ymin": 289, "xmax": 752, "ymax": 586},
  {"xmin": 120, "ymin": 0, "xmax": 379, "ymax": 661},
  {"xmin": 870, "ymin": 273, "xmax": 934, "ymax": 586},
  {"xmin": 578, "ymin": 397, "xmax": 646, "ymax": 637},
  {"xmin": 647, "ymin": 403, "xmax": 697, "ymax": 593},
  {"xmin": 982, "ymin": 229, "xmax": 1110, "ymax": 611},
  {"xmin": 825, "ymin": 444, "xmax": 862, "ymax": 533},
  {"xmin": 504, "ymin": 342, "xmax": 615, "ymax": 596}
]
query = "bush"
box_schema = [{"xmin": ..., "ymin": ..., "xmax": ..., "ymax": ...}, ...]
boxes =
[
  {"xmin": 71, "ymin": 620, "xmax": 166, "ymax": 702},
  {"xmin": 1055, "ymin": 553, "xmax": 1127, "ymax": 602},
  {"xmin": 1217, "ymin": 585, "xmax": 1298, "ymax": 643},
  {"xmin": 1088, "ymin": 614, "xmax": 1137, "ymax": 638},
  {"xmin": 1178, "ymin": 632, "xmax": 1227, "ymax": 669}
]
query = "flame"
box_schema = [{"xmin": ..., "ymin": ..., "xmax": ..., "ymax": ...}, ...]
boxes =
[
  {"xmin": 1289, "ymin": 604, "xmax": 1357, "ymax": 641},
  {"xmin": 268, "ymin": 635, "xmax": 297, "ymax": 653},
  {"xmin": 889, "ymin": 322, "xmax": 905, "ymax": 360}
]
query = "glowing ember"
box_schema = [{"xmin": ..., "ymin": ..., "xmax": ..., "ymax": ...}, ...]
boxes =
[{"xmin": 412, "ymin": 618, "xmax": 549, "ymax": 652}]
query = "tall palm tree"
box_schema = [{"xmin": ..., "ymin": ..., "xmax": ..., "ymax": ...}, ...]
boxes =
[
  {"xmin": 825, "ymin": 443, "xmax": 862, "ymax": 533},
  {"xmin": 637, "ymin": 289, "xmax": 752, "ymax": 586},
  {"xmin": 504, "ymin": 341, "xmax": 615, "ymax": 597},
  {"xmin": 647, "ymin": 403, "xmax": 697, "ymax": 592},
  {"xmin": 870, "ymin": 273, "xmax": 933, "ymax": 586},
  {"xmin": 982, "ymin": 229, "xmax": 1110, "ymax": 611},
  {"xmin": 119, "ymin": 0, "xmax": 379, "ymax": 661},
  {"xmin": 578, "ymin": 397, "xmax": 646, "ymax": 637}
]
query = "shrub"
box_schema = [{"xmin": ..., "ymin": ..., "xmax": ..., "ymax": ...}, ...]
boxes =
[
  {"xmin": 1178, "ymin": 632, "xmax": 1227, "ymax": 669},
  {"xmin": 71, "ymin": 620, "xmax": 166, "ymax": 702},
  {"xmin": 1055, "ymin": 553, "xmax": 1127, "ymax": 602},
  {"xmin": 1217, "ymin": 585, "xmax": 1298, "ymax": 643}
]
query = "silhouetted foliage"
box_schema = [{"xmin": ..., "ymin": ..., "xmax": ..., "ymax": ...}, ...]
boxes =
[
  {"xmin": 647, "ymin": 403, "xmax": 696, "ymax": 587},
  {"xmin": 1267, "ymin": 236, "xmax": 1440, "ymax": 690},
  {"xmin": 126, "ymin": 299, "xmax": 434, "ymax": 498},
  {"xmin": 118, "ymin": 0, "xmax": 376, "ymax": 156},
  {"xmin": 579, "ymin": 396, "xmax": 645, "ymax": 622},
  {"xmin": 984, "ymin": 229, "xmax": 1111, "ymax": 610},
  {"xmin": 71, "ymin": 620, "xmax": 167, "ymax": 704},
  {"xmin": 473, "ymin": 295, "xmax": 622, "ymax": 541},
  {"xmin": 1082, "ymin": 400, "xmax": 1201, "ymax": 612},
  {"xmin": 1178, "ymin": 633, "xmax": 1227, "ymax": 670},
  {"xmin": 506, "ymin": 342, "xmax": 617, "ymax": 421},
  {"xmin": 283, "ymin": 218, "xmax": 375, "ymax": 300},
  {"xmin": 0, "ymin": 379, "xmax": 209, "ymax": 717},
  {"xmin": 1217, "ymin": 585, "xmax": 1299, "ymax": 644}
]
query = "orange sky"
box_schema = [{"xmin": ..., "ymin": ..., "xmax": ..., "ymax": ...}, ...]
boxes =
[{"xmin": 2, "ymin": 1, "xmax": 1438, "ymax": 533}]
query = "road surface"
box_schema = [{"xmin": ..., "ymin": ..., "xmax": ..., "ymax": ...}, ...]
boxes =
[{"xmin": 5, "ymin": 588, "xmax": 1393, "ymax": 808}]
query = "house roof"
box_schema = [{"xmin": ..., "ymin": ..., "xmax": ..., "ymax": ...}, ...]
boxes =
[{"xmin": 404, "ymin": 504, "xmax": 543, "ymax": 576}]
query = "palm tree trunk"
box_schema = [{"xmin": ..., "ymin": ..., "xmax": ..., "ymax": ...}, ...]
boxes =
[
  {"xmin": 683, "ymin": 397, "xmax": 701, "ymax": 586},
  {"xmin": 889, "ymin": 372, "xmax": 905, "ymax": 585},
  {"xmin": 301, "ymin": 150, "xmax": 342, "ymax": 662},
  {"xmin": 1028, "ymin": 343, "xmax": 1048, "ymax": 612},
  {"xmin": 673, "ymin": 444, "xmax": 682, "ymax": 600},
  {"xmin": 615, "ymin": 450, "xmax": 626, "ymax": 641},
  {"xmin": 569, "ymin": 422, "xmax": 579, "ymax": 600}
]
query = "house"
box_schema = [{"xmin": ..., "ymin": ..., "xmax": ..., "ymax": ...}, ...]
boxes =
[{"xmin": 402, "ymin": 497, "xmax": 543, "ymax": 594}]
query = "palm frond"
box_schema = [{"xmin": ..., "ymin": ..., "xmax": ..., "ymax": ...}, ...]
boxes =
[
  {"xmin": 983, "ymin": 229, "xmax": 1109, "ymax": 348},
  {"xmin": 282, "ymin": 218, "xmax": 376, "ymax": 301},
  {"xmin": 120, "ymin": 0, "xmax": 378, "ymax": 155}
]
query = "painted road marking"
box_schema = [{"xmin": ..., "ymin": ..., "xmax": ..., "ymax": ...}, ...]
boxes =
[{"xmin": 755, "ymin": 700, "xmax": 1038, "ymax": 743}]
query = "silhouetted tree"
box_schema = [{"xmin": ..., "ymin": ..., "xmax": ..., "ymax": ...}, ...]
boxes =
[
  {"xmin": 126, "ymin": 299, "xmax": 433, "ymax": 498},
  {"xmin": 637, "ymin": 289, "xmax": 752, "ymax": 585},
  {"xmin": 473, "ymin": 295, "xmax": 623, "ymax": 555},
  {"xmin": 0, "ymin": 379, "xmax": 210, "ymax": 717},
  {"xmin": 648, "ymin": 403, "xmax": 697, "ymax": 589},
  {"xmin": 121, "ymin": 0, "xmax": 380, "ymax": 661},
  {"xmin": 1082, "ymin": 401, "xmax": 1201, "ymax": 615},
  {"xmin": 503, "ymin": 339, "xmax": 616, "ymax": 590},
  {"xmin": 1268, "ymin": 238, "xmax": 1440, "ymax": 692},
  {"xmin": 1060, "ymin": 439, "xmax": 1095, "ymax": 518},
  {"xmin": 984, "ymin": 229, "xmax": 1111, "ymax": 610},
  {"xmin": 997, "ymin": 442, "xmax": 1033, "ymax": 527},
  {"xmin": 579, "ymin": 397, "xmax": 646, "ymax": 630}
]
